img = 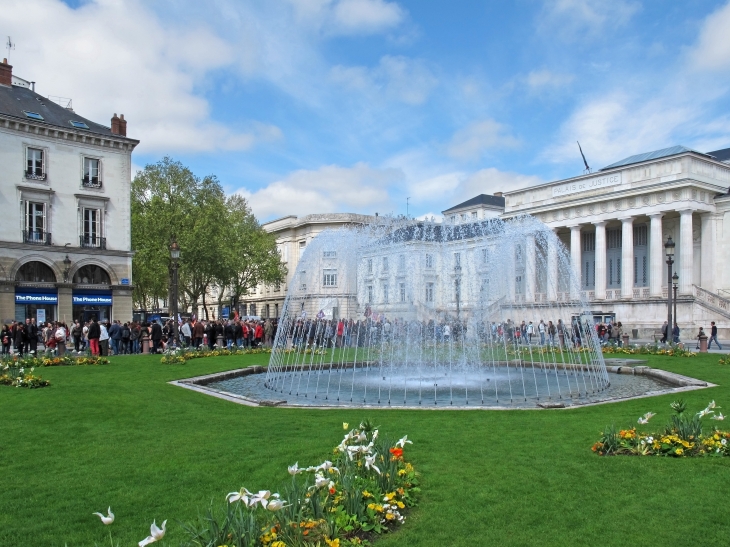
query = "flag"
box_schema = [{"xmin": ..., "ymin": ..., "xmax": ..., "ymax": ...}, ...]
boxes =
[{"xmin": 577, "ymin": 141, "xmax": 590, "ymax": 171}]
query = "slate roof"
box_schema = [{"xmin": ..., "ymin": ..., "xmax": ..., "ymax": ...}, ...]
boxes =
[
  {"xmin": 442, "ymin": 193, "xmax": 505, "ymax": 214},
  {"xmin": 707, "ymin": 147, "xmax": 730, "ymax": 163},
  {"xmin": 0, "ymin": 82, "xmax": 126, "ymax": 139},
  {"xmin": 599, "ymin": 145, "xmax": 716, "ymax": 171}
]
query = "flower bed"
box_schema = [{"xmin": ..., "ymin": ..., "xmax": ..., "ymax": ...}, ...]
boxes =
[
  {"xmin": 160, "ymin": 346, "xmax": 327, "ymax": 364},
  {"xmin": 0, "ymin": 365, "xmax": 50, "ymax": 388},
  {"xmin": 182, "ymin": 420, "xmax": 419, "ymax": 546},
  {"xmin": 0, "ymin": 354, "xmax": 110, "ymax": 367},
  {"xmin": 601, "ymin": 342, "xmax": 696, "ymax": 357},
  {"xmin": 592, "ymin": 400, "xmax": 729, "ymax": 457},
  {"xmin": 719, "ymin": 357, "xmax": 730, "ymax": 365}
]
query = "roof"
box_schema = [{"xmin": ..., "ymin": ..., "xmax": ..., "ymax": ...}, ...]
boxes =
[
  {"xmin": 707, "ymin": 147, "xmax": 730, "ymax": 163},
  {"xmin": 0, "ymin": 83, "xmax": 125, "ymax": 139},
  {"xmin": 442, "ymin": 193, "xmax": 505, "ymax": 214},
  {"xmin": 599, "ymin": 145, "xmax": 713, "ymax": 171}
]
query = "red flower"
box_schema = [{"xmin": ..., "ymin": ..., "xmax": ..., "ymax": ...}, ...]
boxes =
[
  {"xmin": 389, "ymin": 447, "xmax": 403, "ymax": 459},
  {"xmin": 329, "ymin": 487, "xmax": 336, "ymax": 495}
]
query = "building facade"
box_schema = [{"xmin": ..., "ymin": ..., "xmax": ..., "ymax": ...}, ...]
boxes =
[
  {"xmin": 497, "ymin": 146, "xmax": 730, "ymax": 337},
  {"xmin": 0, "ymin": 60, "xmax": 138, "ymax": 325}
]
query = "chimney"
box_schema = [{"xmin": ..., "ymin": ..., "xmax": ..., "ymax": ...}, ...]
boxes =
[
  {"xmin": 0, "ymin": 58, "xmax": 12, "ymax": 87},
  {"xmin": 494, "ymin": 192, "xmax": 503, "ymax": 197},
  {"xmin": 119, "ymin": 114, "xmax": 127, "ymax": 137},
  {"xmin": 110, "ymin": 113, "xmax": 120, "ymax": 135}
]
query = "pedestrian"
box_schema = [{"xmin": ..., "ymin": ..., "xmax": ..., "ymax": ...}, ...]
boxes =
[
  {"xmin": 150, "ymin": 321, "xmax": 163, "ymax": 353},
  {"xmin": 696, "ymin": 326, "xmax": 706, "ymax": 350},
  {"xmin": 121, "ymin": 322, "xmax": 131, "ymax": 354},
  {"xmin": 108, "ymin": 320, "xmax": 121, "ymax": 355},
  {"xmin": 1, "ymin": 324, "xmax": 11, "ymax": 355},
  {"xmin": 180, "ymin": 319, "xmax": 192, "ymax": 347},
  {"xmin": 87, "ymin": 317, "xmax": 101, "ymax": 356},
  {"xmin": 193, "ymin": 320, "xmax": 204, "ymax": 349},
  {"xmin": 709, "ymin": 321, "xmax": 723, "ymax": 350},
  {"xmin": 71, "ymin": 320, "xmax": 83, "ymax": 352},
  {"xmin": 55, "ymin": 322, "xmax": 68, "ymax": 356},
  {"xmin": 660, "ymin": 321, "xmax": 669, "ymax": 344},
  {"xmin": 527, "ymin": 321, "xmax": 534, "ymax": 344},
  {"xmin": 99, "ymin": 321, "xmax": 110, "ymax": 356},
  {"xmin": 672, "ymin": 323, "xmax": 680, "ymax": 344},
  {"xmin": 538, "ymin": 320, "xmax": 546, "ymax": 345}
]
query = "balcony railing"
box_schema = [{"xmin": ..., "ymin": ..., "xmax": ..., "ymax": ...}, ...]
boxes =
[
  {"xmin": 23, "ymin": 229, "xmax": 52, "ymax": 245},
  {"xmin": 80, "ymin": 235, "xmax": 107, "ymax": 249},
  {"xmin": 25, "ymin": 170, "xmax": 46, "ymax": 181},
  {"xmin": 82, "ymin": 176, "xmax": 102, "ymax": 189}
]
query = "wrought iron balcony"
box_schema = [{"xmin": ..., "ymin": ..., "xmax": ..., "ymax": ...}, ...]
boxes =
[
  {"xmin": 25, "ymin": 170, "xmax": 46, "ymax": 181},
  {"xmin": 82, "ymin": 176, "xmax": 102, "ymax": 189},
  {"xmin": 23, "ymin": 229, "xmax": 52, "ymax": 245},
  {"xmin": 80, "ymin": 235, "xmax": 107, "ymax": 249}
]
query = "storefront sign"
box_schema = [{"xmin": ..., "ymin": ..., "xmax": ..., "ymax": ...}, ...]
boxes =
[
  {"xmin": 121, "ymin": 278, "xmax": 130, "ymax": 285},
  {"xmin": 551, "ymin": 172, "xmax": 622, "ymax": 198},
  {"xmin": 15, "ymin": 291, "xmax": 58, "ymax": 304},
  {"xmin": 72, "ymin": 292, "xmax": 113, "ymax": 305}
]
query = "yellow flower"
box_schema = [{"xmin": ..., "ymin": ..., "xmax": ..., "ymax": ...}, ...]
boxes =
[
  {"xmin": 325, "ymin": 539, "xmax": 340, "ymax": 547},
  {"xmin": 343, "ymin": 422, "xmax": 349, "ymax": 430},
  {"xmin": 675, "ymin": 448, "xmax": 684, "ymax": 456},
  {"xmin": 271, "ymin": 542, "xmax": 287, "ymax": 547},
  {"xmin": 397, "ymin": 501, "xmax": 405, "ymax": 509},
  {"xmin": 385, "ymin": 513, "xmax": 395, "ymax": 520}
]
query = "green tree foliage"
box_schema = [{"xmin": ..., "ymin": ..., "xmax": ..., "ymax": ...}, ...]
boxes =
[{"xmin": 131, "ymin": 157, "xmax": 285, "ymax": 315}]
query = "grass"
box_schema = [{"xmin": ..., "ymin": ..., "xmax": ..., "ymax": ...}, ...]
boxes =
[{"xmin": 1, "ymin": 353, "xmax": 730, "ymax": 546}]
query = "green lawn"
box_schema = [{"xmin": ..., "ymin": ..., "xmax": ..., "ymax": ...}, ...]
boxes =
[{"xmin": 2, "ymin": 353, "xmax": 729, "ymax": 546}]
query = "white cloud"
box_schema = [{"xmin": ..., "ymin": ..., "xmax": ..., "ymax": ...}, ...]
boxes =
[
  {"xmin": 446, "ymin": 119, "xmax": 520, "ymax": 161},
  {"xmin": 286, "ymin": 0, "xmax": 405, "ymax": 35},
  {"xmin": 237, "ymin": 163, "xmax": 404, "ymax": 219},
  {"xmin": 525, "ymin": 69, "xmax": 574, "ymax": 89},
  {"xmin": 687, "ymin": 1, "xmax": 730, "ymax": 71},
  {"xmin": 540, "ymin": 0, "xmax": 639, "ymax": 36},
  {"xmin": 0, "ymin": 0, "xmax": 281, "ymax": 153},
  {"xmin": 330, "ymin": 55, "xmax": 437, "ymax": 105}
]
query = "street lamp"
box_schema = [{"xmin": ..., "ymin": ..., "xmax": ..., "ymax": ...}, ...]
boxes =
[
  {"xmin": 672, "ymin": 272, "xmax": 679, "ymax": 332},
  {"xmin": 63, "ymin": 254, "xmax": 72, "ymax": 283},
  {"xmin": 170, "ymin": 240, "xmax": 180, "ymax": 346},
  {"xmin": 664, "ymin": 236, "xmax": 675, "ymax": 341}
]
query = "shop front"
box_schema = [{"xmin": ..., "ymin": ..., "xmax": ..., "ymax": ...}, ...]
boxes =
[
  {"xmin": 15, "ymin": 287, "xmax": 58, "ymax": 323},
  {"xmin": 72, "ymin": 290, "xmax": 113, "ymax": 324}
]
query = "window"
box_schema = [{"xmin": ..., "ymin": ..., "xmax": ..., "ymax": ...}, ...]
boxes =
[
  {"xmin": 425, "ymin": 253, "xmax": 433, "ymax": 269},
  {"xmin": 461, "ymin": 213, "xmax": 467, "ymax": 221},
  {"xmin": 633, "ymin": 225, "xmax": 648, "ymax": 246},
  {"xmin": 72, "ymin": 264, "xmax": 111, "ymax": 285},
  {"xmin": 81, "ymin": 208, "xmax": 103, "ymax": 248},
  {"xmin": 367, "ymin": 258, "xmax": 373, "ymax": 274},
  {"xmin": 515, "ymin": 275, "xmax": 523, "ymax": 293},
  {"xmin": 450, "ymin": 215, "xmax": 456, "ymax": 224},
  {"xmin": 609, "ymin": 259, "xmax": 613, "ymax": 285},
  {"xmin": 70, "ymin": 121, "xmax": 89, "ymax": 129},
  {"xmin": 322, "ymin": 269, "xmax": 337, "ymax": 287},
  {"xmin": 382, "ymin": 257, "xmax": 389, "ymax": 273},
  {"xmin": 24, "ymin": 201, "xmax": 47, "ymax": 243},
  {"xmin": 299, "ymin": 271, "xmax": 307, "ymax": 291},
  {"xmin": 367, "ymin": 285, "xmax": 373, "ymax": 304},
  {"xmin": 323, "ymin": 250, "xmax": 337, "ymax": 258},
  {"xmin": 16, "ymin": 261, "xmax": 56, "ymax": 282},
  {"xmin": 22, "ymin": 110, "xmax": 44, "ymax": 120},
  {"xmin": 425, "ymin": 283, "xmax": 434, "ymax": 303},
  {"xmin": 516, "ymin": 245, "xmax": 523, "ymax": 262},
  {"xmin": 398, "ymin": 254, "xmax": 405, "ymax": 272},
  {"xmin": 454, "ymin": 252, "xmax": 461, "ymax": 268},
  {"xmin": 471, "ymin": 211, "xmax": 478, "ymax": 219},
  {"xmin": 399, "ymin": 282, "xmax": 406, "ymax": 302},
  {"xmin": 274, "ymin": 282, "xmax": 281, "ymax": 292},
  {"xmin": 26, "ymin": 148, "xmax": 45, "ymax": 180},
  {"xmin": 481, "ymin": 248, "xmax": 488, "ymax": 264},
  {"xmin": 581, "ymin": 233, "xmax": 595, "ymax": 252},
  {"xmin": 607, "ymin": 228, "xmax": 622, "ymax": 249},
  {"xmin": 83, "ymin": 157, "xmax": 102, "ymax": 188},
  {"xmin": 617, "ymin": 258, "xmax": 621, "ymax": 285},
  {"xmin": 383, "ymin": 283, "xmax": 389, "ymax": 303},
  {"xmin": 249, "ymin": 304, "xmax": 257, "ymax": 316}
]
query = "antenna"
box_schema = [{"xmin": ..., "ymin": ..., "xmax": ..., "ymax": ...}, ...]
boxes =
[
  {"xmin": 577, "ymin": 141, "xmax": 592, "ymax": 174},
  {"xmin": 5, "ymin": 36, "xmax": 14, "ymax": 62}
]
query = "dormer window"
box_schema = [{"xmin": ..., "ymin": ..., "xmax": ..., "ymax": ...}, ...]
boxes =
[
  {"xmin": 82, "ymin": 157, "xmax": 102, "ymax": 188},
  {"xmin": 70, "ymin": 120, "xmax": 89, "ymax": 129},
  {"xmin": 23, "ymin": 111, "xmax": 44, "ymax": 121},
  {"xmin": 26, "ymin": 147, "xmax": 45, "ymax": 180}
]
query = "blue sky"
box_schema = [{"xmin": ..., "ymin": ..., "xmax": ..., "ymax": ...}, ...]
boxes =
[{"xmin": 3, "ymin": 0, "xmax": 730, "ymax": 221}]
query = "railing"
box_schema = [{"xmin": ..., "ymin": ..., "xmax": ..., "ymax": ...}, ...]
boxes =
[
  {"xmin": 642, "ymin": 288, "xmax": 650, "ymax": 298},
  {"xmin": 25, "ymin": 170, "xmax": 46, "ymax": 181},
  {"xmin": 694, "ymin": 285, "xmax": 730, "ymax": 312},
  {"xmin": 80, "ymin": 235, "xmax": 107, "ymax": 249},
  {"xmin": 22, "ymin": 229, "xmax": 51, "ymax": 245},
  {"xmin": 82, "ymin": 176, "xmax": 102, "ymax": 189}
]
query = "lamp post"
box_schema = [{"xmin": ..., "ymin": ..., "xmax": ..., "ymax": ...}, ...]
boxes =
[
  {"xmin": 170, "ymin": 240, "xmax": 180, "ymax": 346},
  {"xmin": 672, "ymin": 272, "xmax": 679, "ymax": 331},
  {"xmin": 665, "ymin": 236, "xmax": 675, "ymax": 340}
]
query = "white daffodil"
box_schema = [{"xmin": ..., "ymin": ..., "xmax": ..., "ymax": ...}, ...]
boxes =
[
  {"xmin": 226, "ymin": 487, "xmax": 253, "ymax": 505},
  {"xmin": 698, "ymin": 408, "xmax": 715, "ymax": 418},
  {"xmin": 313, "ymin": 473, "xmax": 330, "ymax": 489},
  {"xmin": 288, "ymin": 462, "xmax": 302, "ymax": 475},
  {"xmin": 92, "ymin": 507, "xmax": 114, "ymax": 525},
  {"xmin": 250, "ymin": 490, "xmax": 272, "ymax": 508},
  {"xmin": 707, "ymin": 400, "xmax": 720, "ymax": 410},
  {"xmin": 711, "ymin": 413, "xmax": 726, "ymax": 421},
  {"xmin": 372, "ymin": 429, "xmax": 379, "ymax": 441},
  {"xmin": 267, "ymin": 499, "xmax": 286, "ymax": 511},
  {"xmin": 637, "ymin": 412, "xmax": 656, "ymax": 424},
  {"xmin": 313, "ymin": 460, "xmax": 340, "ymax": 474},
  {"xmin": 356, "ymin": 432, "xmax": 367, "ymax": 443},
  {"xmin": 365, "ymin": 453, "xmax": 381, "ymax": 475},
  {"xmin": 138, "ymin": 520, "xmax": 166, "ymax": 547},
  {"xmin": 395, "ymin": 435, "xmax": 412, "ymax": 448}
]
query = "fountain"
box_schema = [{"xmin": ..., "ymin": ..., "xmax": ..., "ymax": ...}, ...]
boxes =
[{"xmin": 258, "ymin": 216, "xmax": 616, "ymax": 407}]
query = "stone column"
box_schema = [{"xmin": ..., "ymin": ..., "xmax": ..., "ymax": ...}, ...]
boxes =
[
  {"xmin": 507, "ymin": 241, "xmax": 516, "ymax": 302},
  {"xmin": 593, "ymin": 221, "xmax": 607, "ymax": 300},
  {"xmin": 57, "ymin": 285, "xmax": 73, "ymax": 324},
  {"xmin": 569, "ymin": 225, "xmax": 581, "ymax": 299},
  {"xmin": 525, "ymin": 234, "xmax": 536, "ymax": 302},
  {"xmin": 620, "ymin": 217, "xmax": 634, "ymax": 299},
  {"xmin": 547, "ymin": 231, "xmax": 559, "ymax": 301},
  {"xmin": 700, "ymin": 213, "xmax": 718, "ymax": 293},
  {"xmin": 679, "ymin": 209, "xmax": 694, "ymax": 295},
  {"xmin": 649, "ymin": 213, "xmax": 664, "ymax": 297}
]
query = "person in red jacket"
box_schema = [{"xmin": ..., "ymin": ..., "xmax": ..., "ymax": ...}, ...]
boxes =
[
  {"xmin": 254, "ymin": 322, "xmax": 264, "ymax": 347},
  {"xmin": 336, "ymin": 319, "xmax": 345, "ymax": 348}
]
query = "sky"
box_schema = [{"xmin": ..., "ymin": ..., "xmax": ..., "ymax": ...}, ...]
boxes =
[{"xmin": 3, "ymin": 0, "xmax": 730, "ymax": 222}]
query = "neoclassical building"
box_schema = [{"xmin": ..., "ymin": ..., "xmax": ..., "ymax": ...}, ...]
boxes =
[
  {"xmin": 0, "ymin": 60, "xmax": 138, "ymax": 324},
  {"xmin": 496, "ymin": 145, "xmax": 730, "ymax": 337}
]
